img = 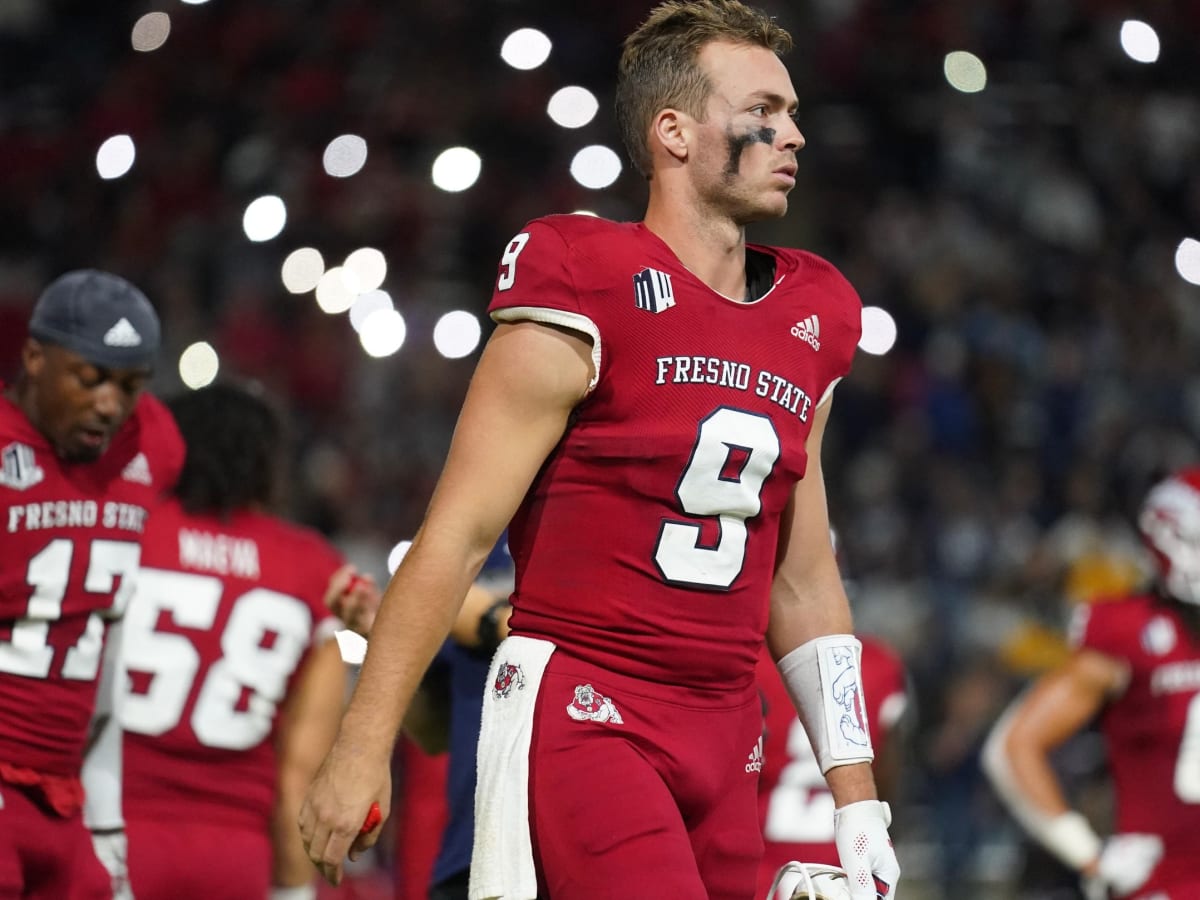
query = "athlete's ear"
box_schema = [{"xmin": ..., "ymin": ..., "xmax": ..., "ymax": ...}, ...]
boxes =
[{"xmin": 651, "ymin": 108, "xmax": 690, "ymax": 165}]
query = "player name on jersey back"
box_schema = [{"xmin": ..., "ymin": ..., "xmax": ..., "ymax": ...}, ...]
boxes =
[{"xmin": 177, "ymin": 528, "xmax": 261, "ymax": 579}]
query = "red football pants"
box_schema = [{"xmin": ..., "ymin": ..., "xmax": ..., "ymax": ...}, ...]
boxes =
[
  {"xmin": 528, "ymin": 652, "xmax": 764, "ymax": 899},
  {"xmin": 0, "ymin": 780, "xmax": 110, "ymax": 900},
  {"xmin": 126, "ymin": 816, "xmax": 270, "ymax": 900}
]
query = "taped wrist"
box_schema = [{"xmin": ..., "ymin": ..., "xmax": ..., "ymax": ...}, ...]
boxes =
[
  {"xmin": 778, "ymin": 634, "xmax": 874, "ymax": 773},
  {"xmin": 1034, "ymin": 811, "xmax": 1103, "ymax": 872},
  {"xmin": 269, "ymin": 885, "xmax": 317, "ymax": 900}
]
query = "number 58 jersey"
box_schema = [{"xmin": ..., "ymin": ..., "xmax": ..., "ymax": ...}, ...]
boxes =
[
  {"xmin": 120, "ymin": 499, "xmax": 342, "ymax": 831},
  {"xmin": 489, "ymin": 216, "xmax": 862, "ymax": 691}
]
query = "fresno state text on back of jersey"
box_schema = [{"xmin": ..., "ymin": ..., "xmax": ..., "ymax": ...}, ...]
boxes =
[
  {"xmin": 120, "ymin": 499, "xmax": 342, "ymax": 831},
  {"xmin": 0, "ymin": 390, "xmax": 183, "ymax": 782},
  {"xmin": 755, "ymin": 637, "xmax": 907, "ymax": 895},
  {"xmin": 1072, "ymin": 595, "xmax": 1200, "ymax": 897},
  {"xmin": 489, "ymin": 215, "xmax": 862, "ymax": 690}
]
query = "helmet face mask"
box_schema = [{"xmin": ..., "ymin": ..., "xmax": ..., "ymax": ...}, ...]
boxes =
[
  {"xmin": 1139, "ymin": 470, "xmax": 1200, "ymax": 606},
  {"xmin": 765, "ymin": 862, "xmax": 853, "ymax": 900}
]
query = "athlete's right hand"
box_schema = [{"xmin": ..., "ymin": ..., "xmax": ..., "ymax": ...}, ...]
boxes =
[
  {"xmin": 1080, "ymin": 833, "xmax": 1163, "ymax": 899},
  {"xmin": 298, "ymin": 741, "xmax": 391, "ymax": 886}
]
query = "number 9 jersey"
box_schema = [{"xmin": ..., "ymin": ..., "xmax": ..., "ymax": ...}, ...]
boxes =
[{"xmin": 489, "ymin": 215, "xmax": 862, "ymax": 690}]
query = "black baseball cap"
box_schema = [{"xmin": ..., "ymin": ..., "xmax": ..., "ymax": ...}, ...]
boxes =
[{"xmin": 28, "ymin": 269, "xmax": 161, "ymax": 369}]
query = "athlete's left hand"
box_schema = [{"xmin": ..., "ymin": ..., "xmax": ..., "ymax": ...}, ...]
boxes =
[{"xmin": 834, "ymin": 800, "xmax": 900, "ymax": 899}]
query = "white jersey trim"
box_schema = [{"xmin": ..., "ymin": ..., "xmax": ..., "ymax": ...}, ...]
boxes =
[{"xmin": 490, "ymin": 306, "xmax": 602, "ymax": 394}]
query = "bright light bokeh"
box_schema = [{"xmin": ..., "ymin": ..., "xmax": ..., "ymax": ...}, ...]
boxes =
[
  {"xmin": 944, "ymin": 51, "xmax": 987, "ymax": 93},
  {"xmin": 349, "ymin": 289, "xmax": 394, "ymax": 333},
  {"xmin": 500, "ymin": 28, "xmax": 552, "ymax": 70},
  {"xmin": 433, "ymin": 310, "xmax": 482, "ymax": 359},
  {"xmin": 572, "ymin": 209, "xmax": 598, "ymax": 217},
  {"xmin": 570, "ymin": 145, "xmax": 622, "ymax": 189},
  {"xmin": 1176, "ymin": 238, "xmax": 1200, "ymax": 286},
  {"xmin": 432, "ymin": 147, "xmax": 482, "ymax": 193},
  {"xmin": 281, "ymin": 247, "xmax": 325, "ymax": 294},
  {"xmin": 387, "ymin": 540, "xmax": 413, "ymax": 574},
  {"xmin": 179, "ymin": 0, "xmax": 210, "ymax": 4},
  {"xmin": 344, "ymin": 247, "xmax": 387, "ymax": 293},
  {"xmin": 547, "ymin": 86, "xmax": 599, "ymax": 129},
  {"xmin": 359, "ymin": 308, "xmax": 407, "ymax": 358},
  {"xmin": 242, "ymin": 195, "xmax": 287, "ymax": 242},
  {"xmin": 315, "ymin": 266, "xmax": 360, "ymax": 314},
  {"xmin": 131, "ymin": 12, "xmax": 170, "ymax": 52},
  {"xmin": 859, "ymin": 306, "xmax": 898, "ymax": 355},
  {"xmin": 1120, "ymin": 19, "xmax": 1161, "ymax": 63},
  {"xmin": 323, "ymin": 134, "xmax": 368, "ymax": 178},
  {"xmin": 178, "ymin": 342, "xmax": 219, "ymax": 389},
  {"xmin": 96, "ymin": 135, "xmax": 136, "ymax": 180}
]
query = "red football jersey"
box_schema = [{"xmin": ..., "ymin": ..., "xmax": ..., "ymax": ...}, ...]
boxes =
[
  {"xmin": 0, "ymin": 389, "xmax": 183, "ymax": 779},
  {"xmin": 1071, "ymin": 595, "xmax": 1200, "ymax": 896},
  {"xmin": 120, "ymin": 500, "xmax": 342, "ymax": 831},
  {"xmin": 754, "ymin": 637, "xmax": 907, "ymax": 889},
  {"xmin": 490, "ymin": 216, "xmax": 862, "ymax": 690}
]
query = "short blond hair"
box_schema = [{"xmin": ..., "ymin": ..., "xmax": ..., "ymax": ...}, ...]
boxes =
[{"xmin": 616, "ymin": 0, "xmax": 793, "ymax": 179}]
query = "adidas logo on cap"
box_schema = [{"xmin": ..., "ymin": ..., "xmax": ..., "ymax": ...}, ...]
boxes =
[{"xmin": 103, "ymin": 317, "xmax": 143, "ymax": 348}]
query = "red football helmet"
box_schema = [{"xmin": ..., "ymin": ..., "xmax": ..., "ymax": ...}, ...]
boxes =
[{"xmin": 1139, "ymin": 467, "xmax": 1200, "ymax": 605}]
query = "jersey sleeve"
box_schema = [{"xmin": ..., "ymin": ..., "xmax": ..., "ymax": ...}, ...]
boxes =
[
  {"xmin": 1068, "ymin": 598, "xmax": 1141, "ymax": 660},
  {"xmin": 136, "ymin": 393, "xmax": 186, "ymax": 497},
  {"xmin": 488, "ymin": 219, "xmax": 602, "ymax": 390}
]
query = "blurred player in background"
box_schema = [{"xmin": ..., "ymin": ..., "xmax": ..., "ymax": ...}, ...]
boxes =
[
  {"xmin": 117, "ymin": 383, "xmax": 377, "ymax": 900},
  {"xmin": 300, "ymin": 1, "xmax": 898, "ymax": 897},
  {"xmin": 983, "ymin": 466, "xmax": 1200, "ymax": 899},
  {"xmin": 0, "ymin": 270, "xmax": 183, "ymax": 899}
]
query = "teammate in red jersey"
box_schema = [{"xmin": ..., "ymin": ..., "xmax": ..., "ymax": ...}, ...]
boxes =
[
  {"xmin": 300, "ymin": 2, "xmax": 899, "ymax": 898},
  {"xmin": 757, "ymin": 636, "xmax": 908, "ymax": 899},
  {"xmin": 0, "ymin": 270, "xmax": 183, "ymax": 899},
  {"xmin": 984, "ymin": 466, "xmax": 1200, "ymax": 900},
  {"xmin": 118, "ymin": 383, "xmax": 371, "ymax": 900}
]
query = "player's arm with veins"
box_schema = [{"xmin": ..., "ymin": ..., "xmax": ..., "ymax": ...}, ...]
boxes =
[
  {"xmin": 299, "ymin": 319, "xmax": 593, "ymax": 886},
  {"xmin": 271, "ymin": 636, "xmax": 350, "ymax": 899},
  {"xmin": 82, "ymin": 617, "xmax": 132, "ymax": 899},
  {"xmin": 981, "ymin": 647, "xmax": 1128, "ymax": 880},
  {"xmin": 766, "ymin": 394, "xmax": 900, "ymax": 898}
]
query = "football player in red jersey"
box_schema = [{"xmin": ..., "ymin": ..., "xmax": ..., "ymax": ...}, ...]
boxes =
[
  {"xmin": 757, "ymin": 635, "xmax": 908, "ymax": 900},
  {"xmin": 0, "ymin": 270, "xmax": 184, "ymax": 899},
  {"xmin": 117, "ymin": 383, "xmax": 374, "ymax": 900},
  {"xmin": 300, "ymin": 2, "xmax": 899, "ymax": 898},
  {"xmin": 983, "ymin": 466, "xmax": 1200, "ymax": 900}
]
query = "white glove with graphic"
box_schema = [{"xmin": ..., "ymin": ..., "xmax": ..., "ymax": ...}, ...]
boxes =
[
  {"xmin": 91, "ymin": 829, "xmax": 133, "ymax": 900},
  {"xmin": 834, "ymin": 800, "xmax": 900, "ymax": 899},
  {"xmin": 1080, "ymin": 833, "xmax": 1163, "ymax": 899}
]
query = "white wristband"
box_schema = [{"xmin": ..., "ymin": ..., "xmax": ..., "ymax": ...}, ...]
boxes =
[
  {"xmin": 270, "ymin": 885, "xmax": 317, "ymax": 900},
  {"xmin": 778, "ymin": 634, "xmax": 874, "ymax": 773},
  {"xmin": 1034, "ymin": 811, "xmax": 1103, "ymax": 871}
]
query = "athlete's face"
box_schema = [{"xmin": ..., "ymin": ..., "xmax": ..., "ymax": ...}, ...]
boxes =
[
  {"xmin": 691, "ymin": 41, "xmax": 804, "ymax": 223},
  {"xmin": 21, "ymin": 340, "xmax": 148, "ymax": 462}
]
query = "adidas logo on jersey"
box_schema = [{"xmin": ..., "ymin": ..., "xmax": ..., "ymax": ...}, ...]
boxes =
[
  {"xmin": 121, "ymin": 452, "xmax": 152, "ymax": 485},
  {"xmin": 0, "ymin": 442, "xmax": 45, "ymax": 491},
  {"xmin": 633, "ymin": 267, "xmax": 675, "ymax": 314},
  {"xmin": 745, "ymin": 736, "xmax": 764, "ymax": 773},
  {"xmin": 103, "ymin": 317, "xmax": 143, "ymax": 347},
  {"xmin": 791, "ymin": 315, "xmax": 821, "ymax": 351}
]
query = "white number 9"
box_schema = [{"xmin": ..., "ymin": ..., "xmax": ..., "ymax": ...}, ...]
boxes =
[{"xmin": 497, "ymin": 232, "xmax": 530, "ymax": 291}]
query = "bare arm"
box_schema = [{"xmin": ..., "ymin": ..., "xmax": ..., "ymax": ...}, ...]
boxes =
[
  {"xmin": 273, "ymin": 639, "xmax": 349, "ymax": 889},
  {"xmin": 982, "ymin": 648, "xmax": 1126, "ymax": 872},
  {"xmin": 300, "ymin": 320, "xmax": 592, "ymax": 885},
  {"xmin": 449, "ymin": 583, "xmax": 512, "ymax": 649},
  {"xmin": 766, "ymin": 397, "xmax": 873, "ymax": 806}
]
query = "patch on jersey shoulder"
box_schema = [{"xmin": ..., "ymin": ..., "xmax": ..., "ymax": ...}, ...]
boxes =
[
  {"xmin": 566, "ymin": 683, "xmax": 623, "ymax": 724},
  {"xmin": 0, "ymin": 442, "xmax": 45, "ymax": 490},
  {"xmin": 1141, "ymin": 615, "xmax": 1177, "ymax": 656},
  {"xmin": 633, "ymin": 267, "xmax": 675, "ymax": 313}
]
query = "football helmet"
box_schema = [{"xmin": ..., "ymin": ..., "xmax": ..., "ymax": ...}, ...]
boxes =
[
  {"xmin": 765, "ymin": 862, "xmax": 853, "ymax": 900},
  {"xmin": 1139, "ymin": 467, "xmax": 1200, "ymax": 605}
]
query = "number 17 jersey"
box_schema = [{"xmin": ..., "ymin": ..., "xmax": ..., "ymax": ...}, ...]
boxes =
[{"xmin": 489, "ymin": 216, "xmax": 862, "ymax": 692}]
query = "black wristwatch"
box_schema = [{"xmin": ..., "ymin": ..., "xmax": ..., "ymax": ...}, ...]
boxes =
[{"xmin": 475, "ymin": 598, "xmax": 511, "ymax": 657}]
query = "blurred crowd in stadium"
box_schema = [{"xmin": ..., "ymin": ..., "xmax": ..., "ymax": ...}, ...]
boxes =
[{"xmin": 2, "ymin": 0, "xmax": 1199, "ymax": 896}]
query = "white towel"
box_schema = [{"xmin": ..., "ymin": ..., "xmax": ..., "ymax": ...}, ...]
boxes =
[{"xmin": 469, "ymin": 635, "xmax": 555, "ymax": 900}]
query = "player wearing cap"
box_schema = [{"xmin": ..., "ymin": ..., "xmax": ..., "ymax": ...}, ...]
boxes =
[{"xmin": 0, "ymin": 270, "xmax": 184, "ymax": 899}]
